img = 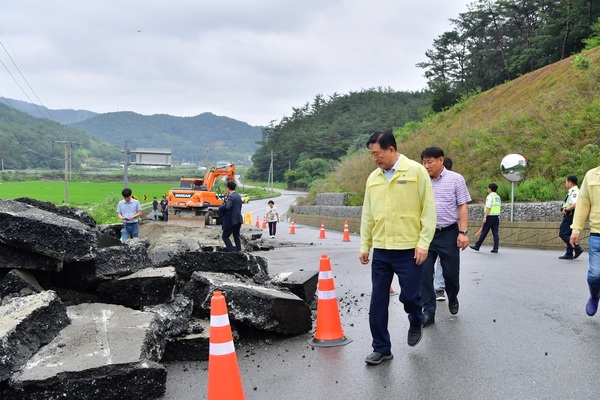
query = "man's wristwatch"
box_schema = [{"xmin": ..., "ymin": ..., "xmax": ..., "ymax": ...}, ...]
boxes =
[{"xmin": 459, "ymin": 230, "xmax": 468, "ymax": 235}]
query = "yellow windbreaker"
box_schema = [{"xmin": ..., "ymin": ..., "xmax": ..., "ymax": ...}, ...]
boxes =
[
  {"xmin": 360, "ymin": 155, "xmax": 436, "ymax": 253},
  {"xmin": 572, "ymin": 166, "xmax": 600, "ymax": 234}
]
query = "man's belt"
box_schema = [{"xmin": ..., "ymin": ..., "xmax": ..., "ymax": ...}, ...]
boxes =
[{"xmin": 435, "ymin": 223, "xmax": 457, "ymax": 232}]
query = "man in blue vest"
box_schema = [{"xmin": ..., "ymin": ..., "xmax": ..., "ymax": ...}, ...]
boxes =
[{"xmin": 470, "ymin": 183, "xmax": 501, "ymax": 253}]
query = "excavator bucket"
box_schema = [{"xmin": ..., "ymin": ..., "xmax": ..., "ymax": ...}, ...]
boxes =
[{"xmin": 167, "ymin": 210, "xmax": 206, "ymax": 227}]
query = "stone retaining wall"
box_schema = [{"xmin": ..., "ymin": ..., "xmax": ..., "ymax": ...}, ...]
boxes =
[{"xmin": 290, "ymin": 195, "xmax": 591, "ymax": 250}]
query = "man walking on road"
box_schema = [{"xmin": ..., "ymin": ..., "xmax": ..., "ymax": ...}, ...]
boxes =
[
  {"xmin": 570, "ymin": 166, "xmax": 600, "ymax": 316},
  {"xmin": 470, "ymin": 183, "xmax": 501, "ymax": 253},
  {"xmin": 420, "ymin": 147, "xmax": 471, "ymax": 327},
  {"xmin": 219, "ymin": 181, "xmax": 243, "ymax": 252},
  {"xmin": 559, "ymin": 175, "xmax": 584, "ymax": 259},
  {"xmin": 359, "ymin": 130, "xmax": 436, "ymax": 365}
]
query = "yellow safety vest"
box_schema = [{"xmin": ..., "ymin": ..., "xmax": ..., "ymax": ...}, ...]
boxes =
[{"xmin": 488, "ymin": 192, "xmax": 501, "ymax": 215}]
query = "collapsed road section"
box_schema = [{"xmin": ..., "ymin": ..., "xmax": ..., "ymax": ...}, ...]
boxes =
[{"xmin": 0, "ymin": 198, "xmax": 318, "ymax": 399}]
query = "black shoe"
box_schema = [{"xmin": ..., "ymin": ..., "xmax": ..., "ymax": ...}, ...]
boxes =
[
  {"xmin": 469, "ymin": 245, "xmax": 479, "ymax": 251},
  {"xmin": 574, "ymin": 247, "xmax": 584, "ymax": 259},
  {"xmin": 364, "ymin": 351, "xmax": 393, "ymax": 365},
  {"xmin": 423, "ymin": 314, "xmax": 435, "ymax": 327},
  {"xmin": 559, "ymin": 254, "xmax": 574, "ymax": 260},
  {"xmin": 491, "ymin": 249, "xmax": 498, "ymax": 253},
  {"xmin": 407, "ymin": 324, "xmax": 422, "ymax": 347},
  {"xmin": 449, "ymin": 298, "xmax": 459, "ymax": 315}
]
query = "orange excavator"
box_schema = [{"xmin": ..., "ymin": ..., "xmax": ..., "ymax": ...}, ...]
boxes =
[{"xmin": 167, "ymin": 163, "xmax": 236, "ymax": 225}]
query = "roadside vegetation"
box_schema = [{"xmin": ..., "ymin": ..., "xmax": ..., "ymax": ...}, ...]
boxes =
[{"xmin": 0, "ymin": 174, "xmax": 277, "ymax": 224}]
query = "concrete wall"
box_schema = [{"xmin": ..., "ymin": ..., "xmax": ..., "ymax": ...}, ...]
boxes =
[{"xmin": 290, "ymin": 194, "xmax": 591, "ymax": 250}]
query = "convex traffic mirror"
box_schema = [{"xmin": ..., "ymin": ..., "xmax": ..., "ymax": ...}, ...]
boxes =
[{"xmin": 500, "ymin": 153, "xmax": 528, "ymax": 182}]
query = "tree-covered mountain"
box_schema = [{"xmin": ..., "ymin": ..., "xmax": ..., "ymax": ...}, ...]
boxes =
[
  {"xmin": 418, "ymin": 0, "xmax": 600, "ymax": 111},
  {"xmin": 247, "ymin": 88, "xmax": 430, "ymax": 184},
  {"xmin": 0, "ymin": 98, "xmax": 97, "ymax": 124},
  {"xmin": 0, "ymin": 103, "xmax": 121, "ymax": 170},
  {"xmin": 70, "ymin": 111, "xmax": 262, "ymax": 166}
]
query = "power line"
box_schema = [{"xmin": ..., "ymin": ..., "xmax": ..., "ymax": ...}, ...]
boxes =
[
  {"xmin": 0, "ymin": 128, "xmax": 64, "ymax": 162},
  {"xmin": 0, "ymin": 32, "xmax": 55, "ymax": 121}
]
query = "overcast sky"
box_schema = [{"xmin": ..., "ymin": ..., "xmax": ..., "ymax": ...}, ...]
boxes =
[{"xmin": 0, "ymin": 0, "xmax": 469, "ymax": 126}]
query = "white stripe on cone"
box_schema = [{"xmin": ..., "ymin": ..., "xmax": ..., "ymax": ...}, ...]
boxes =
[
  {"xmin": 319, "ymin": 271, "xmax": 333, "ymax": 279},
  {"xmin": 209, "ymin": 340, "xmax": 236, "ymax": 356},
  {"xmin": 210, "ymin": 314, "xmax": 230, "ymax": 327},
  {"xmin": 318, "ymin": 289, "xmax": 337, "ymax": 300}
]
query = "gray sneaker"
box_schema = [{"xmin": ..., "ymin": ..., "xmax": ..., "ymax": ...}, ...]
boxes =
[
  {"xmin": 365, "ymin": 352, "xmax": 393, "ymax": 365},
  {"xmin": 436, "ymin": 290, "xmax": 446, "ymax": 301}
]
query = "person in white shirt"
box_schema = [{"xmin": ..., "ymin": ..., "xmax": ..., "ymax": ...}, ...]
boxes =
[{"xmin": 265, "ymin": 200, "xmax": 280, "ymax": 238}]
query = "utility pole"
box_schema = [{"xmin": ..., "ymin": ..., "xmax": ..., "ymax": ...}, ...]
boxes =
[
  {"xmin": 53, "ymin": 140, "xmax": 80, "ymax": 204},
  {"xmin": 122, "ymin": 140, "xmax": 131, "ymax": 188},
  {"xmin": 268, "ymin": 149, "xmax": 276, "ymax": 193}
]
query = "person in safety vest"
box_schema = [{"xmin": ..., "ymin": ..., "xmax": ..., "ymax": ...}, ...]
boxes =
[
  {"xmin": 470, "ymin": 183, "xmax": 501, "ymax": 253},
  {"xmin": 558, "ymin": 175, "xmax": 584, "ymax": 260}
]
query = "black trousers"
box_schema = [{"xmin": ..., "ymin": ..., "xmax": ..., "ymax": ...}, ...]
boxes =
[
  {"xmin": 475, "ymin": 215, "xmax": 499, "ymax": 250},
  {"xmin": 559, "ymin": 214, "xmax": 576, "ymax": 255},
  {"xmin": 421, "ymin": 226, "xmax": 461, "ymax": 316},
  {"xmin": 222, "ymin": 223, "xmax": 242, "ymax": 252}
]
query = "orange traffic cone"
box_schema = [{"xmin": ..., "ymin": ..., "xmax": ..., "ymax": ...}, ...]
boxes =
[
  {"xmin": 255, "ymin": 216, "xmax": 260, "ymax": 227},
  {"xmin": 308, "ymin": 255, "xmax": 352, "ymax": 347},
  {"xmin": 318, "ymin": 222, "xmax": 326, "ymax": 239},
  {"xmin": 207, "ymin": 291, "xmax": 246, "ymax": 400},
  {"xmin": 262, "ymin": 216, "xmax": 267, "ymax": 229},
  {"xmin": 289, "ymin": 219, "xmax": 296, "ymax": 234},
  {"xmin": 390, "ymin": 286, "xmax": 398, "ymax": 296},
  {"xmin": 342, "ymin": 221, "xmax": 350, "ymax": 242}
]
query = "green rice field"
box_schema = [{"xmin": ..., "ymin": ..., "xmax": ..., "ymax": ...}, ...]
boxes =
[{"xmin": 0, "ymin": 181, "xmax": 176, "ymax": 206}]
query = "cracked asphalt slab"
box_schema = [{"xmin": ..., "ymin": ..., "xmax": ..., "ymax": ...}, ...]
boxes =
[{"xmin": 163, "ymin": 222, "xmax": 599, "ymax": 400}]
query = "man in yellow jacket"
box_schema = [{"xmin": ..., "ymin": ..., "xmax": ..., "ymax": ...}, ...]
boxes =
[
  {"xmin": 359, "ymin": 130, "xmax": 436, "ymax": 365},
  {"xmin": 570, "ymin": 165, "xmax": 600, "ymax": 316}
]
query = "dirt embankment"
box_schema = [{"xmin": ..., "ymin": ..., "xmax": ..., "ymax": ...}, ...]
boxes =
[{"xmin": 139, "ymin": 221, "xmax": 224, "ymax": 250}]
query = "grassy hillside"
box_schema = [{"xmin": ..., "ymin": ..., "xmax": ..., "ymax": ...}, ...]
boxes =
[{"xmin": 308, "ymin": 47, "xmax": 600, "ymax": 204}]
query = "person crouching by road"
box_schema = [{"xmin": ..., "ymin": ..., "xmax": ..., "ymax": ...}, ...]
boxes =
[
  {"xmin": 265, "ymin": 200, "xmax": 280, "ymax": 238},
  {"xmin": 559, "ymin": 175, "xmax": 584, "ymax": 259},
  {"xmin": 219, "ymin": 181, "xmax": 243, "ymax": 252},
  {"xmin": 117, "ymin": 188, "xmax": 142, "ymax": 241},
  {"xmin": 359, "ymin": 129, "xmax": 436, "ymax": 365},
  {"xmin": 570, "ymin": 165, "xmax": 600, "ymax": 316}
]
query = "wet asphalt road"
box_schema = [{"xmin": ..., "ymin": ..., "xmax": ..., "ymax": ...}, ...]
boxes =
[{"xmin": 163, "ymin": 222, "xmax": 600, "ymax": 400}]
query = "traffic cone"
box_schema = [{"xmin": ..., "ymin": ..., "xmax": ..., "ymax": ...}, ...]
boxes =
[
  {"xmin": 289, "ymin": 219, "xmax": 296, "ymax": 234},
  {"xmin": 262, "ymin": 216, "xmax": 267, "ymax": 229},
  {"xmin": 390, "ymin": 286, "xmax": 398, "ymax": 296},
  {"xmin": 318, "ymin": 222, "xmax": 326, "ymax": 239},
  {"xmin": 308, "ymin": 255, "xmax": 352, "ymax": 347},
  {"xmin": 342, "ymin": 221, "xmax": 350, "ymax": 242},
  {"xmin": 207, "ymin": 291, "xmax": 246, "ymax": 400},
  {"xmin": 255, "ymin": 216, "xmax": 260, "ymax": 227}
]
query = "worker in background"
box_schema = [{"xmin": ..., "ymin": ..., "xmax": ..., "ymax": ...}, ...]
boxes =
[
  {"xmin": 151, "ymin": 196, "xmax": 159, "ymax": 221},
  {"xmin": 558, "ymin": 175, "xmax": 584, "ymax": 260},
  {"xmin": 117, "ymin": 188, "xmax": 142, "ymax": 241},
  {"xmin": 470, "ymin": 183, "xmax": 501, "ymax": 253},
  {"xmin": 265, "ymin": 200, "xmax": 280, "ymax": 238},
  {"xmin": 160, "ymin": 196, "xmax": 169, "ymax": 222},
  {"xmin": 219, "ymin": 181, "xmax": 243, "ymax": 252}
]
